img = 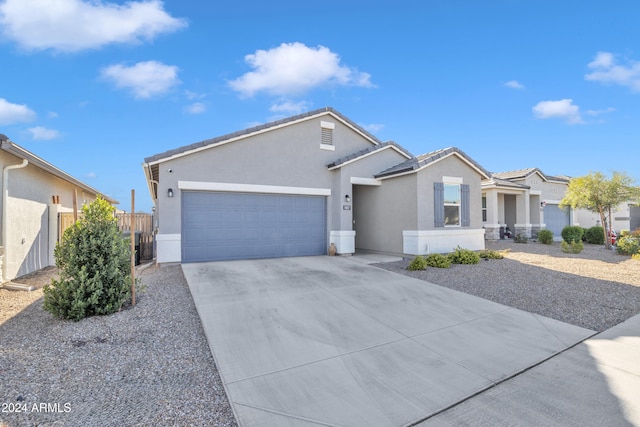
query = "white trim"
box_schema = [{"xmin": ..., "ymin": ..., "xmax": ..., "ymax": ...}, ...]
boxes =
[
  {"xmin": 378, "ymin": 151, "xmax": 489, "ymax": 180},
  {"xmin": 146, "ymin": 111, "xmax": 380, "ymax": 166},
  {"xmin": 403, "ymin": 229, "xmax": 485, "ymax": 255},
  {"xmin": 330, "ymin": 230, "xmax": 356, "ymax": 255},
  {"xmin": 514, "ymin": 223, "xmax": 532, "ymax": 227},
  {"xmin": 350, "ymin": 177, "xmax": 381, "ymax": 186},
  {"xmin": 443, "ymin": 176, "xmax": 463, "ymax": 184},
  {"xmin": 320, "ymin": 121, "xmax": 335, "ymax": 129},
  {"xmin": 530, "ymin": 190, "xmax": 542, "ymax": 195},
  {"xmin": 178, "ymin": 181, "xmax": 332, "ymax": 196},
  {"xmin": 327, "ymin": 145, "xmax": 412, "ymax": 170},
  {"xmin": 156, "ymin": 234, "xmax": 181, "ymax": 263},
  {"xmin": 320, "ymin": 143, "xmax": 336, "ymax": 151}
]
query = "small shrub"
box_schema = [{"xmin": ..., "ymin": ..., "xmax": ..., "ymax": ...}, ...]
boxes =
[
  {"xmin": 514, "ymin": 233, "xmax": 528, "ymax": 243},
  {"xmin": 479, "ymin": 250, "xmax": 504, "ymax": 259},
  {"xmin": 43, "ymin": 197, "xmax": 131, "ymax": 321},
  {"xmin": 616, "ymin": 236, "xmax": 640, "ymax": 256},
  {"xmin": 448, "ymin": 246, "xmax": 480, "ymax": 264},
  {"xmin": 537, "ymin": 229, "xmax": 554, "ymax": 245},
  {"xmin": 425, "ymin": 253, "xmax": 451, "ymax": 268},
  {"xmin": 584, "ymin": 226, "xmax": 605, "ymax": 245},
  {"xmin": 561, "ymin": 226, "xmax": 584, "ymax": 244},
  {"xmin": 632, "ymin": 253, "xmax": 640, "ymax": 261},
  {"xmin": 408, "ymin": 255, "xmax": 428, "ymax": 271},
  {"xmin": 561, "ymin": 239, "xmax": 584, "ymax": 254}
]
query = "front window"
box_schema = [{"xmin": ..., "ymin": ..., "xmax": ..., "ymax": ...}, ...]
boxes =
[
  {"xmin": 482, "ymin": 196, "xmax": 487, "ymax": 222},
  {"xmin": 444, "ymin": 183, "xmax": 460, "ymax": 226}
]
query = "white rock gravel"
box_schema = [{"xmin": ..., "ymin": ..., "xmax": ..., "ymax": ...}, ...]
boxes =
[
  {"xmin": 376, "ymin": 240, "xmax": 640, "ymax": 332},
  {"xmin": 0, "ymin": 264, "xmax": 236, "ymax": 427}
]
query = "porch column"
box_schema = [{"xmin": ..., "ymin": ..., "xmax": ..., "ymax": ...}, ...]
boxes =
[
  {"xmin": 515, "ymin": 190, "xmax": 532, "ymax": 238},
  {"xmin": 484, "ymin": 190, "xmax": 501, "ymax": 240}
]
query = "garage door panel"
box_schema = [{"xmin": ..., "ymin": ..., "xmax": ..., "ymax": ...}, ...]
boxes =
[
  {"xmin": 182, "ymin": 191, "xmax": 327, "ymax": 262},
  {"xmin": 544, "ymin": 204, "xmax": 570, "ymax": 238}
]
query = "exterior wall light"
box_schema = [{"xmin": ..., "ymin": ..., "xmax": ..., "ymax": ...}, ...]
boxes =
[
  {"xmin": 345, "ymin": 194, "xmax": 351, "ymax": 203},
  {"xmin": 168, "ymin": 188, "xmax": 174, "ymax": 198},
  {"xmin": 540, "ymin": 201, "xmax": 546, "ymax": 207}
]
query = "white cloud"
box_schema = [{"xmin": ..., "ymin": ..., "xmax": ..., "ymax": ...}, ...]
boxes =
[
  {"xmin": 229, "ymin": 42, "xmax": 373, "ymax": 97},
  {"xmin": 532, "ymin": 99, "xmax": 584, "ymax": 125},
  {"xmin": 48, "ymin": 111, "xmax": 59, "ymax": 118},
  {"xmin": 28, "ymin": 126, "xmax": 60, "ymax": 140},
  {"xmin": 364, "ymin": 124, "xmax": 384, "ymax": 133},
  {"xmin": 0, "ymin": 0, "xmax": 186, "ymax": 53},
  {"xmin": 269, "ymin": 100, "xmax": 309, "ymax": 115},
  {"xmin": 86, "ymin": 171, "xmax": 97, "ymax": 178},
  {"xmin": 585, "ymin": 107, "xmax": 616, "ymax": 116},
  {"xmin": 101, "ymin": 61, "xmax": 180, "ymax": 98},
  {"xmin": 585, "ymin": 51, "xmax": 640, "ymax": 92},
  {"xmin": 184, "ymin": 90, "xmax": 205, "ymax": 100},
  {"xmin": 504, "ymin": 80, "xmax": 524, "ymax": 89},
  {"xmin": 184, "ymin": 102, "xmax": 205, "ymax": 114},
  {"xmin": 0, "ymin": 98, "xmax": 36, "ymax": 125}
]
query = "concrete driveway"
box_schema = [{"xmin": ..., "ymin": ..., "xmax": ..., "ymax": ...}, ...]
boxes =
[{"xmin": 182, "ymin": 256, "xmax": 593, "ymax": 427}]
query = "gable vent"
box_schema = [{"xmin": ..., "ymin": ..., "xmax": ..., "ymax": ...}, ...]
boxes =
[{"xmin": 320, "ymin": 121, "xmax": 335, "ymax": 146}]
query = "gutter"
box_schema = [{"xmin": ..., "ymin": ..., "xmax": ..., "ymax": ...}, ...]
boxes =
[{"xmin": 2, "ymin": 158, "xmax": 29, "ymax": 284}]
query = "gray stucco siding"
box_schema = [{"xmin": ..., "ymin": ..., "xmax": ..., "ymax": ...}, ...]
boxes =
[
  {"xmin": 415, "ymin": 155, "xmax": 484, "ymax": 230},
  {"xmin": 353, "ymin": 174, "xmax": 417, "ymax": 255}
]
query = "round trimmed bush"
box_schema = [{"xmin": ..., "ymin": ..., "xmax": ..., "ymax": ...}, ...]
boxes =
[
  {"xmin": 561, "ymin": 226, "xmax": 584, "ymax": 244},
  {"xmin": 584, "ymin": 226, "xmax": 605, "ymax": 245},
  {"xmin": 408, "ymin": 255, "xmax": 427, "ymax": 271},
  {"xmin": 425, "ymin": 253, "xmax": 451, "ymax": 268},
  {"xmin": 616, "ymin": 236, "xmax": 640, "ymax": 256},
  {"xmin": 537, "ymin": 229, "xmax": 554, "ymax": 245}
]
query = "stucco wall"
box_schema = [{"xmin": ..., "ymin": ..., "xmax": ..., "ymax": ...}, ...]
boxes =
[
  {"xmin": 353, "ymin": 174, "xmax": 417, "ymax": 255},
  {"xmin": 153, "ymin": 116, "xmax": 393, "ymax": 248},
  {"xmin": 1, "ymin": 151, "xmax": 100, "ymax": 280},
  {"xmin": 415, "ymin": 155, "xmax": 485, "ymax": 230}
]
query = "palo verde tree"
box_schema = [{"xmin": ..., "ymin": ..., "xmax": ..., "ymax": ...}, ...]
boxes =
[
  {"xmin": 560, "ymin": 171, "xmax": 640, "ymax": 249},
  {"xmin": 44, "ymin": 197, "xmax": 131, "ymax": 321}
]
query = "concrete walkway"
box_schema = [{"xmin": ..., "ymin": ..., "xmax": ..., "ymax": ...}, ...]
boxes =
[
  {"xmin": 424, "ymin": 313, "xmax": 640, "ymax": 426},
  {"xmin": 182, "ymin": 256, "xmax": 594, "ymax": 427}
]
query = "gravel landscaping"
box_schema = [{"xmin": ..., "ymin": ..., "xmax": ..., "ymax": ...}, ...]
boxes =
[
  {"xmin": 1, "ymin": 240, "xmax": 639, "ymax": 426},
  {"xmin": 0, "ymin": 264, "xmax": 236, "ymax": 427},
  {"xmin": 376, "ymin": 240, "xmax": 640, "ymax": 332}
]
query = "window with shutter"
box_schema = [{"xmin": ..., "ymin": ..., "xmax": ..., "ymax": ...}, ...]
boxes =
[{"xmin": 434, "ymin": 182, "xmax": 445, "ymax": 227}]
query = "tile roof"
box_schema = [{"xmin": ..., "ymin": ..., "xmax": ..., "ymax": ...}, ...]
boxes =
[
  {"xmin": 375, "ymin": 146, "xmax": 491, "ymax": 179},
  {"xmin": 144, "ymin": 107, "xmax": 383, "ymax": 164},
  {"xmin": 492, "ymin": 168, "xmax": 569, "ymax": 183},
  {"xmin": 326, "ymin": 141, "xmax": 413, "ymax": 169}
]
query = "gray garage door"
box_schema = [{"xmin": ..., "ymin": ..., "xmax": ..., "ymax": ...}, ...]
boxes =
[
  {"xmin": 182, "ymin": 191, "xmax": 326, "ymax": 262},
  {"xmin": 631, "ymin": 205, "xmax": 640, "ymax": 232},
  {"xmin": 544, "ymin": 204, "xmax": 570, "ymax": 239}
]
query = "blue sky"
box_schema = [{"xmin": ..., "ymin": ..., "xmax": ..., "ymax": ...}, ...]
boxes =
[{"xmin": 1, "ymin": 0, "xmax": 639, "ymax": 212}]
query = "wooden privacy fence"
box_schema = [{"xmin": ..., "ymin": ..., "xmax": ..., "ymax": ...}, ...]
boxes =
[{"xmin": 58, "ymin": 212, "xmax": 154, "ymax": 261}]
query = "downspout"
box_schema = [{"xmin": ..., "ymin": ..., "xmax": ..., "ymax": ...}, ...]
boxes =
[{"xmin": 2, "ymin": 159, "xmax": 29, "ymax": 283}]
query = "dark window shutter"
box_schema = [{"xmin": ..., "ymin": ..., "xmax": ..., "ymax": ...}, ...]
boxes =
[
  {"xmin": 434, "ymin": 182, "xmax": 445, "ymax": 227},
  {"xmin": 461, "ymin": 184, "xmax": 470, "ymax": 227}
]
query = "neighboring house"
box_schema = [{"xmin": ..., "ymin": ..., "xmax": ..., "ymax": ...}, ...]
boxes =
[
  {"xmin": 482, "ymin": 168, "xmax": 572, "ymax": 240},
  {"xmin": 576, "ymin": 202, "xmax": 640, "ymax": 234},
  {"xmin": 142, "ymin": 107, "xmax": 489, "ymax": 263},
  {"xmin": 0, "ymin": 135, "xmax": 117, "ymax": 282}
]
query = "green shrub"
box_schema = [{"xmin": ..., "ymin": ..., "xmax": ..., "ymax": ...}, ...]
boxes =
[
  {"xmin": 632, "ymin": 253, "xmax": 640, "ymax": 261},
  {"xmin": 537, "ymin": 229, "xmax": 554, "ymax": 245},
  {"xmin": 408, "ymin": 255, "xmax": 428, "ymax": 271},
  {"xmin": 584, "ymin": 226, "xmax": 605, "ymax": 245},
  {"xmin": 448, "ymin": 246, "xmax": 480, "ymax": 264},
  {"xmin": 561, "ymin": 226, "xmax": 584, "ymax": 244},
  {"xmin": 43, "ymin": 197, "xmax": 131, "ymax": 321},
  {"xmin": 514, "ymin": 233, "xmax": 528, "ymax": 243},
  {"xmin": 561, "ymin": 239, "xmax": 584, "ymax": 254},
  {"xmin": 425, "ymin": 253, "xmax": 451, "ymax": 268},
  {"xmin": 616, "ymin": 236, "xmax": 640, "ymax": 256},
  {"xmin": 479, "ymin": 250, "xmax": 504, "ymax": 259}
]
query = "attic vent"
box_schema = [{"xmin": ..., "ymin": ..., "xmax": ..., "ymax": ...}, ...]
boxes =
[{"xmin": 320, "ymin": 121, "xmax": 335, "ymax": 146}]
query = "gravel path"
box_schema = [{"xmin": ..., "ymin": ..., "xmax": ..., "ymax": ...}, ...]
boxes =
[
  {"xmin": 0, "ymin": 264, "xmax": 236, "ymax": 427},
  {"xmin": 376, "ymin": 240, "xmax": 640, "ymax": 332}
]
